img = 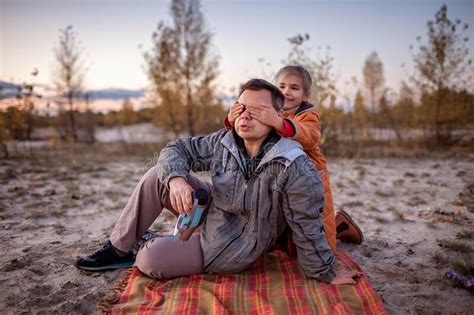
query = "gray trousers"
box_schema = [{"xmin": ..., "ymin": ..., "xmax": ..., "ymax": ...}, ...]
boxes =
[{"xmin": 109, "ymin": 168, "xmax": 213, "ymax": 279}]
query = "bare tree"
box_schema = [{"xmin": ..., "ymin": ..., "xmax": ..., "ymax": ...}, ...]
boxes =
[
  {"xmin": 52, "ymin": 25, "xmax": 86, "ymax": 142},
  {"xmin": 145, "ymin": 0, "xmax": 220, "ymax": 137},
  {"xmin": 392, "ymin": 81, "xmax": 417, "ymax": 133},
  {"xmin": 285, "ymin": 34, "xmax": 337, "ymax": 108},
  {"xmin": 379, "ymin": 88, "xmax": 402, "ymax": 141},
  {"xmin": 144, "ymin": 22, "xmax": 184, "ymax": 138},
  {"xmin": 410, "ymin": 4, "xmax": 472, "ymax": 143},
  {"xmin": 21, "ymin": 83, "xmax": 36, "ymax": 141},
  {"xmin": 82, "ymin": 93, "xmax": 95, "ymax": 144},
  {"xmin": 2, "ymin": 75, "xmax": 41, "ymax": 143},
  {"xmin": 363, "ymin": 51, "xmax": 385, "ymax": 116},
  {"xmin": 352, "ymin": 89, "xmax": 369, "ymax": 139},
  {"xmin": 0, "ymin": 111, "xmax": 8, "ymax": 158}
]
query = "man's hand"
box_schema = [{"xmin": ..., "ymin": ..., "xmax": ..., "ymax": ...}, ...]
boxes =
[
  {"xmin": 169, "ymin": 177, "xmax": 193, "ymax": 215},
  {"xmin": 330, "ymin": 269, "xmax": 362, "ymax": 286},
  {"xmin": 246, "ymin": 103, "xmax": 284, "ymax": 132},
  {"xmin": 227, "ymin": 102, "xmax": 245, "ymax": 125}
]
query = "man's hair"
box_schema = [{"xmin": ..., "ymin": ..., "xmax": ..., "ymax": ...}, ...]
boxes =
[
  {"xmin": 238, "ymin": 79, "xmax": 284, "ymax": 111},
  {"xmin": 274, "ymin": 65, "xmax": 313, "ymax": 97}
]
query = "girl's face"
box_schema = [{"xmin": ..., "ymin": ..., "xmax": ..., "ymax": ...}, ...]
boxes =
[{"xmin": 277, "ymin": 73, "xmax": 309, "ymax": 110}]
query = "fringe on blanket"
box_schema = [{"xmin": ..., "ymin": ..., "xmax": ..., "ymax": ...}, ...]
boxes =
[{"xmin": 97, "ymin": 268, "xmax": 136, "ymax": 313}]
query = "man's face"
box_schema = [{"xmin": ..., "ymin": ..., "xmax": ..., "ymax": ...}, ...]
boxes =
[{"xmin": 235, "ymin": 89, "xmax": 273, "ymax": 141}]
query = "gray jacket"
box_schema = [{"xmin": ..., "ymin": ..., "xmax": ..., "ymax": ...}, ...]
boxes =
[{"xmin": 156, "ymin": 129, "xmax": 336, "ymax": 283}]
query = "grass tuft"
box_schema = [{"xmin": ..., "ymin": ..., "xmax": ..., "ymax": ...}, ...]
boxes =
[
  {"xmin": 50, "ymin": 208, "xmax": 66, "ymax": 216},
  {"xmin": 392, "ymin": 179, "xmax": 405, "ymax": 186},
  {"xmin": 425, "ymin": 221, "xmax": 437, "ymax": 229},
  {"xmin": 368, "ymin": 206, "xmax": 380, "ymax": 212},
  {"xmin": 407, "ymin": 196, "xmax": 427, "ymax": 207},
  {"xmin": 451, "ymin": 259, "xmax": 474, "ymax": 277},
  {"xmin": 342, "ymin": 200, "xmax": 364, "ymax": 208},
  {"xmin": 26, "ymin": 209, "xmax": 46, "ymax": 219},
  {"xmin": 335, "ymin": 181, "xmax": 345, "ymax": 189},
  {"xmin": 456, "ymin": 230, "xmax": 474, "ymax": 240},
  {"xmin": 437, "ymin": 239, "xmax": 473, "ymax": 253},
  {"xmin": 392, "ymin": 210, "xmax": 406, "ymax": 221},
  {"xmin": 375, "ymin": 190, "xmax": 394, "ymax": 198},
  {"xmin": 433, "ymin": 208, "xmax": 451, "ymax": 216},
  {"xmin": 373, "ymin": 216, "xmax": 389, "ymax": 224},
  {"xmin": 432, "ymin": 251, "xmax": 448, "ymax": 264}
]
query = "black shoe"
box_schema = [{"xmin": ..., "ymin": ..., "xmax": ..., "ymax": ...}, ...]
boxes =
[{"xmin": 75, "ymin": 240, "xmax": 135, "ymax": 271}]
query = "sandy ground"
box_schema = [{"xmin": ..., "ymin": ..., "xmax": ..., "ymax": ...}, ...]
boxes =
[{"xmin": 0, "ymin": 152, "xmax": 473, "ymax": 314}]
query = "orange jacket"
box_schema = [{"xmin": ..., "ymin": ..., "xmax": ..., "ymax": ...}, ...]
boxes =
[{"xmin": 283, "ymin": 102, "xmax": 327, "ymax": 172}]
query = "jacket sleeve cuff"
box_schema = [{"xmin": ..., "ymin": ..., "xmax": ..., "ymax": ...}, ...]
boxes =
[
  {"xmin": 224, "ymin": 116, "xmax": 233, "ymax": 129},
  {"xmin": 318, "ymin": 268, "xmax": 337, "ymax": 283},
  {"xmin": 276, "ymin": 118, "xmax": 296, "ymax": 137},
  {"xmin": 163, "ymin": 173, "xmax": 188, "ymax": 189}
]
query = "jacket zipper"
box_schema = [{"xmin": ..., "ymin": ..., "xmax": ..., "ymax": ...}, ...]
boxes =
[
  {"xmin": 204, "ymin": 177, "xmax": 250, "ymax": 270},
  {"xmin": 243, "ymin": 179, "xmax": 248, "ymax": 210},
  {"xmin": 203, "ymin": 219, "xmax": 248, "ymax": 270}
]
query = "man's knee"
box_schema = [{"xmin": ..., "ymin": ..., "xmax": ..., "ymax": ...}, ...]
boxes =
[
  {"xmin": 140, "ymin": 167, "xmax": 161, "ymax": 188},
  {"xmin": 135, "ymin": 235, "xmax": 203, "ymax": 279},
  {"xmin": 135, "ymin": 237, "xmax": 173, "ymax": 279}
]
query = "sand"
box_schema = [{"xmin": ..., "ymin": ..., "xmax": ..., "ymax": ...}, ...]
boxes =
[{"xmin": 0, "ymin": 153, "xmax": 473, "ymax": 314}]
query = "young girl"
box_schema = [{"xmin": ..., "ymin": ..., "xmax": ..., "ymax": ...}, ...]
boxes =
[{"xmin": 225, "ymin": 65, "xmax": 363, "ymax": 252}]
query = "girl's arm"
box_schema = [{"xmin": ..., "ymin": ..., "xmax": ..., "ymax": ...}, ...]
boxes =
[
  {"xmin": 244, "ymin": 103, "xmax": 321, "ymax": 150},
  {"xmin": 224, "ymin": 102, "xmax": 244, "ymax": 129},
  {"xmin": 285, "ymin": 110, "xmax": 321, "ymax": 150}
]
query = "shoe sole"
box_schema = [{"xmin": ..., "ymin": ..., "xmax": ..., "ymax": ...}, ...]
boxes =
[
  {"xmin": 338, "ymin": 209, "xmax": 364, "ymax": 244},
  {"xmin": 75, "ymin": 261, "xmax": 134, "ymax": 272}
]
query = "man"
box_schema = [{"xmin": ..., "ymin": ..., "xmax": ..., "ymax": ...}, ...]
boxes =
[{"xmin": 76, "ymin": 79, "xmax": 360, "ymax": 285}]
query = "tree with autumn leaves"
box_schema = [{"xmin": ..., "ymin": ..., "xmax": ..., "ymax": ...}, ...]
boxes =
[
  {"xmin": 144, "ymin": 0, "xmax": 224, "ymax": 138},
  {"xmin": 409, "ymin": 4, "xmax": 472, "ymax": 144}
]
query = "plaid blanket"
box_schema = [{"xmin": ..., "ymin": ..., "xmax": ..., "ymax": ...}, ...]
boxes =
[{"xmin": 100, "ymin": 250, "xmax": 386, "ymax": 314}]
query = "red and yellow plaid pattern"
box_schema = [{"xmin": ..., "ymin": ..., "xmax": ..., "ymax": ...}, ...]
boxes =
[{"xmin": 100, "ymin": 250, "xmax": 386, "ymax": 314}]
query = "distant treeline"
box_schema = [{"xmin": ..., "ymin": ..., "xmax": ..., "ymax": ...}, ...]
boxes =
[
  {"xmin": 0, "ymin": 94, "xmax": 226, "ymax": 152},
  {"xmin": 318, "ymin": 87, "xmax": 474, "ymax": 156},
  {"xmin": 0, "ymin": 104, "xmax": 152, "ymax": 138},
  {"xmin": 1, "ymin": 84, "xmax": 472, "ymax": 148}
]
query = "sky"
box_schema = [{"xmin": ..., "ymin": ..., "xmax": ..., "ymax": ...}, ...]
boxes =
[{"xmin": 1, "ymin": 0, "xmax": 473, "ymax": 104}]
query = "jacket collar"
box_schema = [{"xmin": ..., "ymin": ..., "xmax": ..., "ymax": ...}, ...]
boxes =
[
  {"xmin": 294, "ymin": 101, "xmax": 315, "ymax": 116},
  {"xmin": 282, "ymin": 101, "xmax": 314, "ymax": 117},
  {"xmin": 221, "ymin": 130, "xmax": 306, "ymax": 171},
  {"xmin": 232, "ymin": 128, "xmax": 280, "ymax": 160},
  {"xmin": 257, "ymin": 137, "xmax": 306, "ymax": 169}
]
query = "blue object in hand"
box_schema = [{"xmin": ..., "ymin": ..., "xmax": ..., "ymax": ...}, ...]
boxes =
[{"xmin": 174, "ymin": 189, "xmax": 209, "ymax": 241}]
